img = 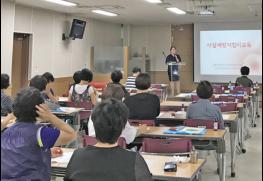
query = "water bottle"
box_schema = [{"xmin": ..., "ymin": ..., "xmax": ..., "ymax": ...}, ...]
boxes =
[
  {"xmin": 214, "ymin": 120, "xmax": 218, "ymax": 131},
  {"xmin": 181, "ymin": 104, "xmax": 185, "ymax": 112},
  {"xmin": 190, "ymin": 146, "xmax": 198, "ymax": 164},
  {"xmin": 228, "ymin": 81, "xmax": 232, "ymax": 90}
]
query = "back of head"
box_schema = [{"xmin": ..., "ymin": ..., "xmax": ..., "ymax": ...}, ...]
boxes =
[
  {"xmin": 101, "ymin": 84, "xmax": 124, "ymax": 101},
  {"xmin": 240, "ymin": 66, "xmax": 250, "ymax": 76},
  {"xmin": 132, "ymin": 67, "xmax": 141, "ymax": 74},
  {"xmin": 80, "ymin": 68, "xmax": 93, "ymax": 82},
  {"xmin": 73, "ymin": 71, "xmax": 81, "ymax": 84},
  {"xmin": 135, "ymin": 73, "xmax": 151, "ymax": 90},
  {"xmin": 1, "ymin": 74, "xmax": 10, "ymax": 89},
  {"xmin": 91, "ymin": 98, "xmax": 129, "ymax": 144},
  {"xmin": 42, "ymin": 72, "xmax": 54, "ymax": 83},
  {"xmin": 13, "ymin": 87, "xmax": 44, "ymax": 122},
  {"xmin": 111, "ymin": 70, "xmax": 123, "ymax": 83},
  {"xmin": 29, "ymin": 75, "xmax": 48, "ymax": 92},
  {"xmin": 196, "ymin": 80, "xmax": 213, "ymax": 99}
]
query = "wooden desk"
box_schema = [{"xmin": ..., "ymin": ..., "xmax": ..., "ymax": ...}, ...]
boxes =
[
  {"xmin": 140, "ymin": 126, "xmax": 226, "ymax": 181},
  {"xmin": 143, "ymin": 154, "xmax": 206, "ymax": 181},
  {"xmin": 161, "ymin": 100, "xmax": 244, "ymax": 109},
  {"xmin": 51, "ymin": 148, "xmax": 206, "ymax": 181}
]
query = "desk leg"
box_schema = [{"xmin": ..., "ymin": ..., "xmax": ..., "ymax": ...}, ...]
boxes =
[
  {"xmin": 217, "ymin": 139, "xmax": 226, "ymax": 181},
  {"xmin": 230, "ymin": 132, "xmax": 237, "ymax": 177}
]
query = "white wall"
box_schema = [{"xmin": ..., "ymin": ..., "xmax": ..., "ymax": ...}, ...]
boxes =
[
  {"xmin": 1, "ymin": 1, "xmax": 122, "ymax": 79},
  {"xmin": 1, "ymin": 0, "xmax": 15, "ymax": 77},
  {"xmin": 129, "ymin": 25, "xmax": 171, "ymax": 71}
]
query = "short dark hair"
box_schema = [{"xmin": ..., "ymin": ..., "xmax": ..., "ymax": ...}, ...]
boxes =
[
  {"xmin": 135, "ymin": 73, "xmax": 151, "ymax": 90},
  {"xmin": 42, "ymin": 72, "xmax": 54, "ymax": 83},
  {"xmin": 240, "ymin": 66, "xmax": 250, "ymax": 75},
  {"xmin": 73, "ymin": 71, "xmax": 81, "ymax": 84},
  {"xmin": 196, "ymin": 80, "xmax": 213, "ymax": 99},
  {"xmin": 132, "ymin": 67, "xmax": 141, "ymax": 74},
  {"xmin": 29, "ymin": 75, "xmax": 48, "ymax": 92},
  {"xmin": 80, "ymin": 68, "xmax": 93, "ymax": 82},
  {"xmin": 13, "ymin": 87, "xmax": 44, "ymax": 122},
  {"xmin": 91, "ymin": 98, "xmax": 129, "ymax": 144},
  {"xmin": 1, "ymin": 74, "xmax": 10, "ymax": 89},
  {"xmin": 101, "ymin": 84, "xmax": 124, "ymax": 101},
  {"xmin": 170, "ymin": 46, "xmax": 176, "ymax": 51},
  {"xmin": 111, "ymin": 70, "xmax": 123, "ymax": 83}
]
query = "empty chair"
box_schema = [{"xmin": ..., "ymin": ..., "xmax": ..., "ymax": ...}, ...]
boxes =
[
  {"xmin": 191, "ymin": 94, "xmax": 216, "ymax": 102},
  {"xmin": 217, "ymin": 102, "xmax": 237, "ymax": 112},
  {"xmin": 231, "ymin": 86, "xmax": 251, "ymax": 95},
  {"xmin": 83, "ymin": 135, "xmax": 126, "ymax": 149},
  {"xmin": 212, "ymin": 85, "xmax": 224, "ymax": 94},
  {"xmin": 66, "ymin": 101, "xmax": 93, "ymax": 120},
  {"xmin": 151, "ymin": 89, "xmax": 163, "ymax": 101},
  {"xmin": 141, "ymin": 138, "xmax": 192, "ymax": 154},
  {"xmin": 128, "ymin": 119, "xmax": 155, "ymax": 126},
  {"xmin": 151, "ymin": 84, "xmax": 162, "ymax": 89},
  {"xmin": 184, "ymin": 119, "xmax": 224, "ymax": 129},
  {"xmin": 219, "ymin": 95, "xmax": 244, "ymax": 103}
]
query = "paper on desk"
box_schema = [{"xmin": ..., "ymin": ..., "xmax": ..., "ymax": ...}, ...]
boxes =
[
  {"xmin": 172, "ymin": 156, "xmax": 190, "ymax": 163},
  {"xmin": 51, "ymin": 151, "xmax": 74, "ymax": 164}
]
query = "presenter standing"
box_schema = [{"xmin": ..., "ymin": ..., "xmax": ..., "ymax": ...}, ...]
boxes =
[{"xmin": 165, "ymin": 46, "xmax": 182, "ymax": 96}]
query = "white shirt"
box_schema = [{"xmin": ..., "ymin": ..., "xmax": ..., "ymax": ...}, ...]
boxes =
[
  {"xmin": 69, "ymin": 84, "xmax": 95, "ymax": 95},
  {"xmin": 88, "ymin": 116, "xmax": 137, "ymax": 144}
]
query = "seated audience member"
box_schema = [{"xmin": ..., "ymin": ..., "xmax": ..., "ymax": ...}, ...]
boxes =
[
  {"xmin": 107, "ymin": 70, "xmax": 130, "ymax": 98},
  {"xmin": 125, "ymin": 67, "xmax": 141, "ymax": 91},
  {"xmin": 235, "ymin": 66, "xmax": 254, "ymax": 87},
  {"xmin": 88, "ymin": 84, "xmax": 147, "ymax": 144},
  {"xmin": 29, "ymin": 75, "xmax": 59, "ymax": 110},
  {"xmin": 1, "ymin": 87, "xmax": 76, "ymax": 180},
  {"xmin": 1, "ymin": 74, "xmax": 13, "ymax": 116},
  {"xmin": 124, "ymin": 73, "xmax": 160, "ymax": 120},
  {"xmin": 64, "ymin": 98, "xmax": 152, "ymax": 181},
  {"xmin": 187, "ymin": 81, "xmax": 224, "ymax": 128},
  {"xmin": 73, "ymin": 71, "xmax": 81, "ymax": 85},
  {"xmin": 42, "ymin": 72, "xmax": 58, "ymax": 102},
  {"xmin": 68, "ymin": 68, "xmax": 97, "ymax": 105}
]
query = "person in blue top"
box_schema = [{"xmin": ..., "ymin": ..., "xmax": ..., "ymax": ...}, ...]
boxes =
[
  {"xmin": 1, "ymin": 87, "xmax": 76, "ymax": 180},
  {"xmin": 187, "ymin": 80, "xmax": 224, "ymax": 128},
  {"xmin": 165, "ymin": 46, "xmax": 182, "ymax": 96}
]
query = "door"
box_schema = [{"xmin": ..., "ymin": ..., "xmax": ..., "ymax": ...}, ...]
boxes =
[{"xmin": 11, "ymin": 33, "xmax": 30, "ymax": 96}]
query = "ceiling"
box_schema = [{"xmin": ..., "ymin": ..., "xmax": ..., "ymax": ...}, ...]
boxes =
[{"xmin": 14, "ymin": 0, "xmax": 262, "ymax": 25}]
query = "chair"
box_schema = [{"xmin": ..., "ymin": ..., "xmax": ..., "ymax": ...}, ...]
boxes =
[
  {"xmin": 183, "ymin": 119, "xmax": 224, "ymax": 129},
  {"xmin": 151, "ymin": 89, "xmax": 163, "ymax": 100},
  {"xmin": 151, "ymin": 84, "xmax": 162, "ymax": 89},
  {"xmin": 160, "ymin": 106, "xmax": 181, "ymax": 112},
  {"xmin": 231, "ymin": 86, "xmax": 251, "ymax": 95},
  {"xmin": 89, "ymin": 81, "xmax": 107, "ymax": 90},
  {"xmin": 83, "ymin": 135, "xmax": 126, "ymax": 148},
  {"xmin": 141, "ymin": 138, "xmax": 192, "ymax": 154},
  {"xmin": 219, "ymin": 95, "xmax": 244, "ymax": 103},
  {"xmin": 191, "ymin": 94, "xmax": 216, "ymax": 102},
  {"xmin": 212, "ymin": 85, "xmax": 224, "ymax": 94},
  {"xmin": 217, "ymin": 102, "xmax": 237, "ymax": 112},
  {"xmin": 66, "ymin": 101, "xmax": 93, "ymax": 120},
  {"xmin": 128, "ymin": 119, "xmax": 156, "ymax": 126}
]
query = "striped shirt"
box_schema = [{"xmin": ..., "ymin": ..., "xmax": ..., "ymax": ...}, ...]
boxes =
[
  {"xmin": 1, "ymin": 90, "xmax": 13, "ymax": 116},
  {"xmin": 125, "ymin": 76, "xmax": 137, "ymax": 90}
]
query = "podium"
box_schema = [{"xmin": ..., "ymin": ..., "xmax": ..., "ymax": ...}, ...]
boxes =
[{"xmin": 167, "ymin": 62, "xmax": 186, "ymax": 82}]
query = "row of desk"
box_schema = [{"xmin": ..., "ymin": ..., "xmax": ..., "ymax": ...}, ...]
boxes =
[{"xmin": 51, "ymin": 148, "xmax": 206, "ymax": 181}]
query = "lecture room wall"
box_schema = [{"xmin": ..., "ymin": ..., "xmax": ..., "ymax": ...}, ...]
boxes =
[{"xmin": 1, "ymin": 0, "xmax": 122, "ymax": 81}]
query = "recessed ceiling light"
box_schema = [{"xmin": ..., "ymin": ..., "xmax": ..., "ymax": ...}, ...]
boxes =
[
  {"xmin": 167, "ymin": 7, "xmax": 186, "ymax": 15},
  {"xmin": 145, "ymin": 0, "xmax": 162, "ymax": 4},
  {"xmin": 44, "ymin": 0, "xmax": 77, "ymax": 7},
  {"xmin": 92, "ymin": 10, "xmax": 118, "ymax": 17}
]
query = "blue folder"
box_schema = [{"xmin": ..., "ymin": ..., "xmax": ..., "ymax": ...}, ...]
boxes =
[{"xmin": 164, "ymin": 127, "xmax": 207, "ymax": 135}]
